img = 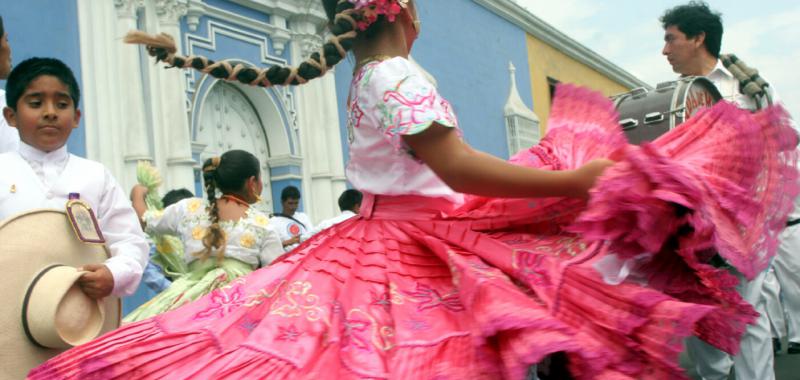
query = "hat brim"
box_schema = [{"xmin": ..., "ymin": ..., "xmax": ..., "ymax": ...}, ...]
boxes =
[{"xmin": 0, "ymin": 209, "xmax": 121, "ymax": 379}]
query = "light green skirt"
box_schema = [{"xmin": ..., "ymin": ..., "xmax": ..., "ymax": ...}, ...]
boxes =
[{"xmin": 123, "ymin": 258, "xmax": 254, "ymax": 323}]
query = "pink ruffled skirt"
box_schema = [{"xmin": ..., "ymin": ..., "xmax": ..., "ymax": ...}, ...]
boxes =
[{"xmin": 29, "ymin": 85, "xmax": 798, "ymax": 379}]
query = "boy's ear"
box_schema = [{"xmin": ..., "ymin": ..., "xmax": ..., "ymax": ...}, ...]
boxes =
[
  {"xmin": 3, "ymin": 106, "xmax": 16, "ymax": 128},
  {"xmin": 72, "ymin": 108, "xmax": 81, "ymax": 129}
]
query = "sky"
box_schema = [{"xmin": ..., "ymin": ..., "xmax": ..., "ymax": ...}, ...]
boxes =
[{"xmin": 514, "ymin": 0, "xmax": 800, "ymax": 118}]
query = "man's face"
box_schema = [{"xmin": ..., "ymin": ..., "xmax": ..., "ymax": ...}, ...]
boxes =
[
  {"xmin": 662, "ymin": 25, "xmax": 704, "ymax": 75},
  {"xmin": 282, "ymin": 198, "xmax": 299, "ymax": 215},
  {"xmin": 0, "ymin": 32, "xmax": 12, "ymax": 79}
]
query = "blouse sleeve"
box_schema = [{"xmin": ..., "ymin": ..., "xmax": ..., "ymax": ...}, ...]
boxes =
[
  {"xmin": 370, "ymin": 58, "xmax": 459, "ymax": 150},
  {"xmin": 257, "ymin": 225, "xmax": 285, "ymax": 267},
  {"xmin": 144, "ymin": 198, "xmax": 193, "ymax": 236}
]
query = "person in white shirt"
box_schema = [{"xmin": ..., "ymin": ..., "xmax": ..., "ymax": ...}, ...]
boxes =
[
  {"xmin": 306, "ymin": 189, "xmax": 362, "ymax": 237},
  {"xmin": 0, "ymin": 16, "xmax": 20, "ymax": 153},
  {"xmin": 0, "ymin": 57, "xmax": 148, "ymax": 299},
  {"xmin": 270, "ymin": 185, "xmax": 313, "ymax": 252},
  {"xmin": 661, "ymin": 2, "xmax": 796, "ymax": 379}
]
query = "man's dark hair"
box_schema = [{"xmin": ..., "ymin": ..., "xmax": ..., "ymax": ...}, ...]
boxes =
[
  {"xmin": 281, "ymin": 185, "xmax": 301, "ymax": 202},
  {"xmin": 0, "ymin": 15, "xmax": 5, "ymax": 38},
  {"xmin": 5, "ymin": 57, "xmax": 81, "ymax": 111},
  {"xmin": 162, "ymin": 188, "xmax": 194, "ymax": 208},
  {"xmin": 338, "ymin": 189, "xmax": 362, "ymax": 212},
  {"xmin": 660, "ymin": 1, "xmax": 723, "ymax": 58}
]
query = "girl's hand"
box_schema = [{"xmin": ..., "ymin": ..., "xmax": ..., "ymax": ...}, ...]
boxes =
[{"xmin": 572, "ymin": 159, "xmax": 615, "ymax": 199}]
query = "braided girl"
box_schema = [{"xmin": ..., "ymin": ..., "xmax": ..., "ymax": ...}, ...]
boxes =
[
  {"xmin": 124, "ymin": 150, "xmax": 284, "ymax": 323},
  {"xmin": 31, "ymin": 1, "xmax": 798, "ymax": 379}
]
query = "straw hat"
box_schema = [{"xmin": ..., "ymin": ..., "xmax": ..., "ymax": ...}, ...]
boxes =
[{"xmin": 0, "ymin": 210, "xmax": 121, "ymax": 380}]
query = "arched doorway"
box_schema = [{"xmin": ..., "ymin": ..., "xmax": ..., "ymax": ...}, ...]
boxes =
[{"xmin": 194, "ymin": 81, "xmax": 274, "ymax": 212}]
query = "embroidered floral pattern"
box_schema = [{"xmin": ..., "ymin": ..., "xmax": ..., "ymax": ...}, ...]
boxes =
[
  {"xmin": 240, "ymin": 233, "xmax": 256, "ymax": 249},
  {"xmin": 194, "ymin": 280, "xmax": 247, "ymax": 320},
  {"xmin": 238, "ymin": 315, "xmax": 260, "ymax": 333},
  {"xmin": 382, "ymin": 83, "xmax": 458, "ymax": 137},
  {"xmin": 187, "ymin": 198, "xmax": 203, "ymax": 213},
  {"xmin": 191, "ymin": 225, "xmax": 207, "ymax": 240},
  {"xmin": 370, "ymin": 290, "xmax": 392, "ymax": 312},
  {"xmin": 244, "ymin": 278, "xmax": 286, "ymax": 307},
  {"xmin": 276, "ymin": 324, "xmax": 303, "ymax": 342},
  {"xmin": 270, "ymin": 281, "xmax": 326, "ymax": 322},
  {"xmin": 405, "ymin": 318, "xmax": 431, "ymax": 331},
  {"xmin": 341, "ymin": 312, "xmax": 372, "ymax": 352},
  {"xmin": 512, "ymin": 250, "xmax": 552, "ymax": 287},
  {"xmin": 404, "ymin": 283, "xmax": 465, "ymax": 312},
  {"xmin": 146, "ymin": 198, "xmax": 278, "ymax": 267},
  {"xmin": 254, "ymin": 214, "xmax": 270, "ymax": 227}
]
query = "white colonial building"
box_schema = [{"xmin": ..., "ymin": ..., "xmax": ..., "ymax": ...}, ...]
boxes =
[{"xmin": 76, "ymin": 0, "xmax": 346, "ymax": 220}]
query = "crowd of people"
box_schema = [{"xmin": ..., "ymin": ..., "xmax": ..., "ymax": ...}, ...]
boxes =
[{"xmin": 0, "ymin": 1, "xmax": 798, "ymax": 379}]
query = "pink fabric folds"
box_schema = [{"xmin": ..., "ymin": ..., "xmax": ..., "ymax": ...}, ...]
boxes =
[{"xmin": 29, "ymin": 85, "xmax": 798, "ymax": 380}]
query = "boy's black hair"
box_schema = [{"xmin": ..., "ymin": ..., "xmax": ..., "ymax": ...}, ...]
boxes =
[
  {"xmin": 0, "ymin": 15, "xmax": 5, "ymax": 38},
  {"xmin": 338, "ymin": 189, "xmax": 362, "ymax": 212},
  {"xmin": 5, "ymin": 57, "xmax": 81, "ymax": 111},
  {"xmin": 281, "ymin": 185, "xmax": 301, "ymax": 202},
  {"xmin": 162, "ymin": 188, "xmax": 194, "ymax": 208},
  {"xmin": 660, "ymin": 1, "xmax": 724, "ymax": 58}
]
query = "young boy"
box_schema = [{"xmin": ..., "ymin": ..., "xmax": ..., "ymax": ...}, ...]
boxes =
[
  {"xmin": 0, "ymin": 57, "xmax": 148, "ymax": 299},
  {"xmin": 0, "ymin": 15, "xmax": 20, "ymax": 153}
]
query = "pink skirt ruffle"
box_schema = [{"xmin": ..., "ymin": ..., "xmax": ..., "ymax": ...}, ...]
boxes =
[{"xmin": 30, "ymin": 85, "xmax": 798, "ymax": 380}]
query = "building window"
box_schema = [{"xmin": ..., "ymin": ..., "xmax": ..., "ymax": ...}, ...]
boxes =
[
  {"xmin": 505, "ymin": 115, "xmax": 540, "ymax": 156},
  {"xmin": 547, "ymin": 77, "xmax": 560, "ymax": 101}
]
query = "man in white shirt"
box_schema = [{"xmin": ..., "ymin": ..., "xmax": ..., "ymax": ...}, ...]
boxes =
[
  {"xmin": 270, "ymin": 185, "xmax": 313, "ymax": 252},
  {"xmin": 0, "ymin": 16, "xmax": 20, "ymax": 153},
  {"xmin": 306, "ymin": 189, "xmax": 362, "ymax": 237},
  {"xmin": 1, "ymin": 57, "xmax": 148, "ymax": 299},
  {"xmin": 660, "ymin": 2, "xmax": 796, "ymax": 379}
]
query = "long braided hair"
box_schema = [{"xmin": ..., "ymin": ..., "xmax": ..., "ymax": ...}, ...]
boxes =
[
  {"xmin": 123, "ymin": 0, "xmax": 400, "ymax": 88},
  {"xmin": 199, "ymin": 150, "xmax": 261, "ymax": 263}
]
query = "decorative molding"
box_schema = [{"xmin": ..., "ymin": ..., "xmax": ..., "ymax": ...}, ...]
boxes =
[
  {"xmin": 124, "ymin": 154, "xmax": 154, "ymax": 163},
  {"xmin": 114, "ymin": 0, "xmax": 144, "ymax": 19},
  {"xmin": 267, "ymin": 155, "xmax": 304, "ymax": 168},
  {"xmin": 474, "ymin": 0, "xmax": 650, "ymax": 90},
  {"xmin": 230, "ymin": 0, "xmax": 327, "ymax": 24},
  {"xmin": 293, "ymin": 31, "xmax": 324, "ymax": 59},
  {"xmin": 182, "ymin": 21, "xmax": 299, "ymax": 136},
  {"xmin": 185, "ymin": 0, "xmax": 204, "ymax": 31},
  {"xmin": 154, "ymin": 0, "xmax": 189, "ymax": 25},
  {"xmin": 270, "ymin": 174, "xmax": 304, "ymax": 182},
  {"xmin": 167, "ymin": 156, "xmax": 197, "ymax": 166},
  {"xmin": 183, "ymin": 20, "xmax": 288, "ymax": 91}
]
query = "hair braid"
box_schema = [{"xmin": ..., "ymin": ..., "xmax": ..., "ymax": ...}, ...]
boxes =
[
  {"xmin": 198, "ymin": 157, "xmax": 227, "ymax": 264},
  {"xmin": 124, "ymin": 1, "xmax": 362, "ymax": 88}
]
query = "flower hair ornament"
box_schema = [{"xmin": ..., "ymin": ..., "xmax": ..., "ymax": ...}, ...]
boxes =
[
  {"xmin": 122, "ymin": 0, "xmax": 411, "ymax": 90},
  {"xmin": 348, "ymin": 0, "xmax": 410, "ymax": 30}
]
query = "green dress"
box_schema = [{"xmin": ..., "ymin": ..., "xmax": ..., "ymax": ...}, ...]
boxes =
[{"xmin": 123, "ymin": 197, "xmax": 284, "ymax": 323}]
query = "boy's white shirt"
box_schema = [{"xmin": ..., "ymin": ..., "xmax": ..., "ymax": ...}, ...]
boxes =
[{"xmin": 0, "ymin": 141, "xmax": 148, "ymax": 296}]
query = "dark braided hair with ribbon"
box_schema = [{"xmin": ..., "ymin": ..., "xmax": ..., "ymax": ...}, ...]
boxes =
[
  {"xmin": 124, "ymin": 0, "xmax": 381, "ymax": 88},
  {"xmin": 198, "ymin": 150, "xmax": 261, "ymax": 264}
]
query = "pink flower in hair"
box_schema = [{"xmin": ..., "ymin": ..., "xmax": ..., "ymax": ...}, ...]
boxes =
[{"xmin": 347, "ymin": 0, "xmax": 408, "ymax": 30}]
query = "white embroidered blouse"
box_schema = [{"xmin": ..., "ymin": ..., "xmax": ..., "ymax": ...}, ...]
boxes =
[
  {"xmin": 144, "ymin": 198, "xmax": 284, "ymax": 267},
  {"xmin": 345, "ymin": 57, "xmax": 464, "ymax": 204}
]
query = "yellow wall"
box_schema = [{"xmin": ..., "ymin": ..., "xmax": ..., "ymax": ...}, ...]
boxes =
[{"xmin": 526, "ymin": 35, "xmax": 632, "ymax": 131}]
